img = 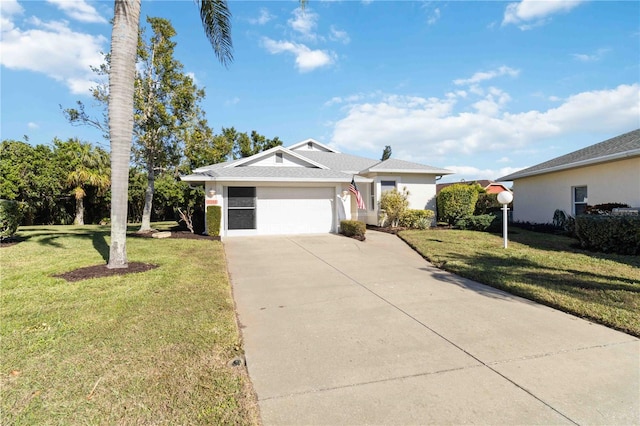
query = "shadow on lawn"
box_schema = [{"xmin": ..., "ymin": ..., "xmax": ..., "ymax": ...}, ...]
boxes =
[
  {"xmin": 443, "ymin": 251, "xmax": 639, "ymax": 293},
  {"xmin": 505, "ymin": 229, "xmax": 640, "ymax": 269},
  {"xmin": 417, "ymin": 250, "xmax": 639, "ymax": 337},
  {"xmin": 12, "ymin": 226, "xmax": 121, "ymax": 262}
]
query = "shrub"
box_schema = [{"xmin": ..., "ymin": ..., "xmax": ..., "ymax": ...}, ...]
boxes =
[
  {"xmin": 575, "ymin": 215, "xmax": 640, "ymax": 255},
  {"xmin": 206, "ymin": 205, "xmax": 222, "ymax": 237},
  {"xmin": 552, "ymin": 209, "xmax": 576, "ymax": 235},
  {"xmin": 400, "ymin": 209, "xmax": 435, "ymax": 229},
  {"xmin": 455, "ymin": 214, "xmax": 498, "ymax": 231},
  {"xmin": 585, "ymin": 202, "xmax": 631, "ymax": 215},
  {"xmin": 379, "ymin": 188, "xmax": 409, "ymax": 227},
  {"xmin": 474, "ymin": 193, "xmax": 502, "ymax": 215},
  {"xmin": 437, "ymin": 184, "xmax": 479, "ymax": 225},
  {"xmin": 0, "ymin": 199, "xmax": 22, "ymax": 240},
  {"xmin": 340, "ymin": 220, "xmax": 366, "ymax": 239}
]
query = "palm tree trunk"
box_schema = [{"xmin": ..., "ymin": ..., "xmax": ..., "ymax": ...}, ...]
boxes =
[
  {"xmin": 139, "ymin": 164, "xmax": 155, "ymax": 232},
  {"xmin": 107, "ymin": 0, "xmax": 141, "ymax": 269},
  {"xmin": 74, "ymin": 196, "xmax": 85, "ymax": 225}
]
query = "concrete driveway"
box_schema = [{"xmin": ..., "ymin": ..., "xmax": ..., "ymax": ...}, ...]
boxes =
[{"xmin": 224, "ymin": 231, "xmax": 639, "ymax": 425}]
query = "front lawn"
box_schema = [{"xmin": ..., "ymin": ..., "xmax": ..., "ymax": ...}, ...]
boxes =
[
  {"xmin": 399, "ymin": 228, "xmax": 640, "ymax": 337},
  {"xmin": 1, "ymin": 225, "xmax": 259, "ymax": 425}
]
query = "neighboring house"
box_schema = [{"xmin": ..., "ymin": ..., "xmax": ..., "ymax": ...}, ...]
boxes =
[
  {"xmin": 498, "ymin": 129, "xmax": 640, "ymax": 224},
  {"xmin": 436, "ymin": 180, "xmax": 510, "ymax": 195},
  {"xmin": 181, "ymin": 138, "xmax": 452, "ymax": 236}
]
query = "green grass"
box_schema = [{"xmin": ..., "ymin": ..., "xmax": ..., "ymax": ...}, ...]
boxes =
[
  {"xmin": 1, "ymin": 224, "xmax": 259, "ymax": 425},
  {"xmin": 398, "ymin": 228, "xmax": 640, "ymax": 337}
]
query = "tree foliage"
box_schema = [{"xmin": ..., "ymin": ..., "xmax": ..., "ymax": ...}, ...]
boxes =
[
  {"xmin": 380, "ymin": 145, "xmax": 392, "ymax": 161},
  {"xmin": 56, "ymin": 139, "xmax": 110, "ymax": 225},
  {"xmin": 437, "ymin": 183, "xmax": 480, "ymax": 225},
  {"xmin": 0, "ymin": 138, "xmax": 109, "ymax": 225}
]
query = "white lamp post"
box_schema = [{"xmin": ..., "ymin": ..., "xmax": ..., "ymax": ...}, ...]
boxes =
[{"xmin": 497, "ymin": 190, "xmax": 514, "ymax": 248}]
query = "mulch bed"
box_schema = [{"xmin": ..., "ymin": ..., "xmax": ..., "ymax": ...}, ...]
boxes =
[{"xmin": 54, "ymin": 262, "xmax": 158, "ymax": 282}]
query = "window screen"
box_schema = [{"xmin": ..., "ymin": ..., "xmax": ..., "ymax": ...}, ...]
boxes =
[{"xmin": 228, "ymin": 187, "xmax": 256, "ymax": 229}]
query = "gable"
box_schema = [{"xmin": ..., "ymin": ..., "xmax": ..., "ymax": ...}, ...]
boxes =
[
  {"xmin": 224, "ymin": 146, "xmax": 328, "ymax": 170},
  {"xmin": 237, "ymin": 151, "xmax": 318, "ymax": 168},
  {"xmin": 288, "ymin": 138, "xmax": 339, "ymax": 153}
]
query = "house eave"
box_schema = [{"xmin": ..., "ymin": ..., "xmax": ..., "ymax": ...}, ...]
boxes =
[
  {"xmin": 180, "ymin": 175, "xmax": 374, "ymax": 184},
  {"xmin": 499, "ymin": 149, "xmax": 640, "ymax": 181},
  {"xmin": 362, "ymin": 169, "xmax": 454, "ymax": 175}
]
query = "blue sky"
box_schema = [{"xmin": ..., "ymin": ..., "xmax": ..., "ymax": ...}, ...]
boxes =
[{"xmin": 1, "ymin": 0, "xmax": 639, "ymax": 182}]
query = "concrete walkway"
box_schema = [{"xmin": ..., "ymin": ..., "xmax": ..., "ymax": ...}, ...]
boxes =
[{"xmin": 224, "ymin": 231, "xmax": 639, "ymax": 425}]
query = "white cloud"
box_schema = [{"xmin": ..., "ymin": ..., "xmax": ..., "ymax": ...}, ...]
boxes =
[
  {"xmin": 427, "ymin": 8, "xmax": 441, "ymax": 26},
  {"xmin": 225, "ymin": 97, "xmax": 240, "ymax": 106},
  {"xmin": 0, "ymin": 15, "xmax": 107, "ymax": 95},
  {"xmin": 329, "ymin": 84, "xmax": 640, "ymax": 164},
  {"xmin": 288, "ymin": 8, "xmax": 319, "ymax": 40},
  {"xmin": 249, "ymin": 8, "xmax": 274, "ymax": 25},
  {"xmin": 571, "ymin": 48, "xmax": 610, "ymax": 62},
  {"xmin": 0, "ymin": 0, "xmax": 23, "ymax": 16},
  {"xmin": 27, "ymin": 122, "xmax": 39, "ymax": 129},
  {"xmin": 45, "ymin": 0, "xmax": 107, "ymax": 24},
  {"xmin": 262, "ymin": 38, "xmax": 335, "ymax": 72},
  {"xmin": 454, "ymin": 66, "xmax": 520, "ymax": 86},
  {"xmin": 503, "ymin": 0, "xmax": 585, "ymax": 30},
  {"xmin": 329, "ymin": 26, "xmax": 350, "ymax": 44}
]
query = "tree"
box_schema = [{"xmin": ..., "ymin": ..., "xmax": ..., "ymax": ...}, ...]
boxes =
[
  {"xmin": 0, "ymin": 140, "xmax": 66, "ymax": 225},
  {"xmin": 134, "ymin": 17, "xmax": 210, "ymax": 232},
  {"xmin": 381, "ymin": 145, "xmax": 392, "ymax": 161},
  {"xmin": 106, "ymin": 0, "xmax": 303, "ymax": 268},
  {"xmin": 106, "ymin": 0, "xmax": 232, "ymax": 268},
  {"xmin": 59, "ymin": 140, "xmax": 110, "ymax": 225}
]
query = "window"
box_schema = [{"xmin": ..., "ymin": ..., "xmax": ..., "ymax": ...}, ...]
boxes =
[
  {"xmin": 573, "ymin": 186, "xmax": 588, "ymax": 216},
  {"xmin": 381, "ymin": 180, "xmax": 396, "ymax": 193},
  {"xmin": 275, "ymin": 152, "xmax": 283, "ymax": 164},
  {"xmin": 228, "ymin": 187, "xmax": 256, "ymax": 229}
]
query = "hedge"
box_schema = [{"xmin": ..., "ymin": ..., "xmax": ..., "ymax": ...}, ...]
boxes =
[
  {"xmin": 575, "ymin": 215, "xmax": 640, "ymax": 255},
  {"xmin": 399, "ymin": 209, "xmax": 435, "ymax": 229},
  {"xmin": 437, "ymin": 184, "xmax": 479, "ymax": 225},
  {"xmin": 340, "ymin": 220, "xmax": 366, "ymax": 239},
  {"xmin": 206, "ymin": 205, "xmax": 221, "ymax": 237},
  {"xmin": 454, "ymin": 214, "xmax": 499, "ymax": 232},
  {"xmin": 0, "ymin": 199, "xmax": 21, "ymax": 240}
]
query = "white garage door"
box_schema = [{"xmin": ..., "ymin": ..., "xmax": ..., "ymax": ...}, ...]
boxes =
[{"xmin": 257, "ymin": 187, "xmax": 335, "ymax": 235}]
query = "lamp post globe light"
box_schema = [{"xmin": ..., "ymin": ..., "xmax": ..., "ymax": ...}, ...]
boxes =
[{"xmin": 497, "ymin": 190, "xmax": 513, "ymax": 248}]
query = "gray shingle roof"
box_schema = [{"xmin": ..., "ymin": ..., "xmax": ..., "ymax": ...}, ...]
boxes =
[
  {"xmin": 297, "ymin": 151, "xmax": 379, "ymax": 173},
  {"xmin": 364, "ymin": 158, "xmax": 453, "ymax": 174},
  {"xmin": 499, "ymin": 129, "xmax": 640, "ymax": 181},
  {"xmin": 183, "ymin": 141, "xmax": 452, "ymax": 182},
  {"xmin": 183, "ymin": 166, "xmax": 352, "ymax": 182}
]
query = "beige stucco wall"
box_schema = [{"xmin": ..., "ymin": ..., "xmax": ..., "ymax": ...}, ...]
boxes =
[
  {"xmin": 511, "ymin": 157, "xmax": 640, "ymax": 223},
  {"xmin": 364, "ymin": 173, "xmax": 438, "ymax": 225}
]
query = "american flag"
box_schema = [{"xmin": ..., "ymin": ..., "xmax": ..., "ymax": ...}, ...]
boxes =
[{"xmin": 349, "ymin": 177, "xmax": 366, "ymax": 210}]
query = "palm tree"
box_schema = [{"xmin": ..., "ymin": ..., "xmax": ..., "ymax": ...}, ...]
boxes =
[
  {"xmin": 68, "ymin": 145, "xmax": 110, "ymax": 225},
  {"xmin": 107, "ymin": 0, "xmax": 233, "ymax": 268}
]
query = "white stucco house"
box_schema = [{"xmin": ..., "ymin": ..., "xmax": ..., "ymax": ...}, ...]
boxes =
[
  {"xmin": 181, "ymin": 138, "xmax": 452, "ymax": 236},
  {"xmin": 498, "ymin": 129, "xmax": 640, "ymax": 224}
]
